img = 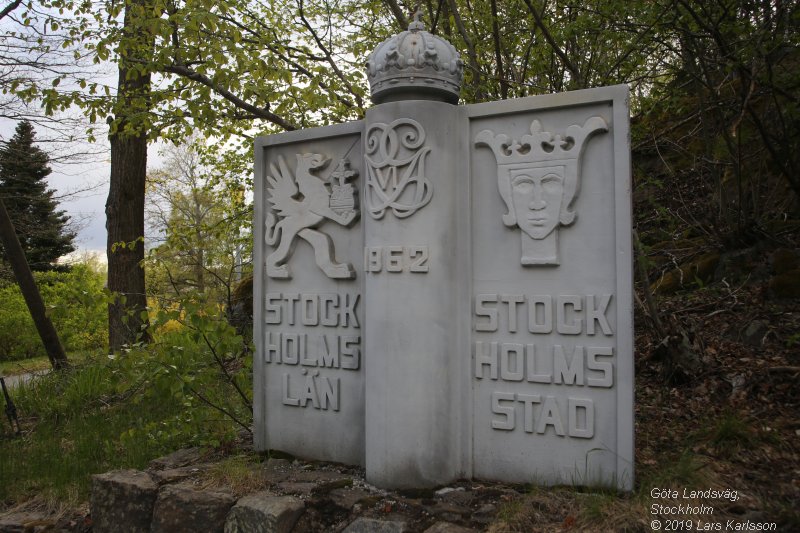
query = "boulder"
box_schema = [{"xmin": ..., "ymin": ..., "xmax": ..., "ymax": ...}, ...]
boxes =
[
  {"xmin": 276, "ymin": 481, "xmax": 318, "ymax": 496},
  {"xmin": 227, "ymin": 275, "xmax": 254, "ymax": 336},
  {"xmin": 327, "ymin": 487, "xmax": 375, "ymax": 511},
  {"xmin": 651, "ymin": 252, "xmax": 720, "ymax": 295},
  {"xmin": 771, "ymin": 248, "xmax": 799, "ymax": 274},
  {"xmin": 741, "ymin": 319, "xmax": 769, "ymax": 346},
  {"xmin": 0, "ymin": 511, "xmax": 53, "ymax": 533},
  {"xmin": 769, "ymin": 268, "xmax": 800, "ymax": 299},
  {"xmin": 150, "ymin": 483, "xmax": 235, "ymax": 533},
  {"xmin": 342, "ymin": 517, "xmax": 408, "ymax": 533},
  {"xmin": 149, "ymin": 447, "xmax": 203, "ymax": 470},
  {"xmin": 224, "ymin": 492, "xmax": 304, "ymax": 533},
  {"xmin": 150, "ymin": 464, "xmax": 206, "ymax": 485},
  {"xmin": 90, "ymin": 469, "xmax": 158, "ymax": 533},
  {"xmin": 423, "ymin": 522, "xmax": 477, "ymax": 533}
]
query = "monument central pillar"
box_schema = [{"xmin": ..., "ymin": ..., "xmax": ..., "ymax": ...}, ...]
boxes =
[{"xmin": 363, "ymin": 99, "xmax": 469, "ymax": 487}]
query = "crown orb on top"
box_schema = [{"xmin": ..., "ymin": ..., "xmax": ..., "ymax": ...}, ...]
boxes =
[{"xmin": 365, "ymin": 12, "xmax": 464, "ymax": 104}]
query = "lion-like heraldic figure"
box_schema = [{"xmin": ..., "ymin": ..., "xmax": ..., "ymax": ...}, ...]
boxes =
[{"xmin": 265, "ymin": 153, "xmax": 358, "ymax": 279}]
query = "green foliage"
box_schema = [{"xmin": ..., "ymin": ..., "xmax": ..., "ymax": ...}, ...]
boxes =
[
  {"xmin": 0, "ymin": 263, "xmax": 107, "ymax": 361},
  {"xmin": 146, "ymin": 139, "xmax": 252, "ymax": 311},
  {"xmin": 706, "ymin": 411, "xmax": 756, "ymax": 456},
  {"xmin": 0, "ymin": 299, "xmax": 251, "ymax": 504},
  {"xmin": 0, "ymin": 121, "xmax": 75, "ymax": 274},
  {"xmin": 141, "ymin": 304, "xmax": 251, "ymax": 433},
  {"xmin": 787, "ymin": 333, "xmax": 800, "ymax": 348}
]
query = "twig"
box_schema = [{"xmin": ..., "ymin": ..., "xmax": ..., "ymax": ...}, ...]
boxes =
[
  {"xmin": 185, "ymin": 381, "xmax": 252, "ymax": 434},
  {"xmin": 521, "ymin": 0, "xmax": 583, "ymax": 88},
  {"xmin": 634, "ymin": 229, "xmax": 668, "ymax": 340},
  {"xmin": 201, "ymin": 332, "xmax": 253, "ymax": 410},
  {"xmin": 446, "ymin": 0, "xmax": 482, "ymax": 98},
  {"xmin": 155, "ymin": 360, "xmax": 252, "ymax": 434}
]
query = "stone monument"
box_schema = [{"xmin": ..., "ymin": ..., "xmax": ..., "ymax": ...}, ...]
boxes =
[{"xmin": 254, "ymin": 12, "xmax": 633, "ymax": 490}]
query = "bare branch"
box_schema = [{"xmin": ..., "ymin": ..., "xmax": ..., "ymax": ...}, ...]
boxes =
[
  {"xmin": 489, "ymin": 0, "xmax": 507, "ymax": 99},
  {"xmin": 296, "ymin": 0, "xmax": 364, "ymax": 110},
  {"xmin": 382, "ymin": 0, "xmax": 408, "ymax": 29},
  {"xmin": 446, "ymin": 0, "xmax": 482, "ymax": 98},
  {"xmin": 0, "ymin": 0, "xmax": 22, "ymax": 21},
  {"xmin": 521, "ymin": 0, "xmax": 584, "ymax": 88},
  {"xmin": 161, "ymin": 64, "xmax": 297, "ymax": 131}
]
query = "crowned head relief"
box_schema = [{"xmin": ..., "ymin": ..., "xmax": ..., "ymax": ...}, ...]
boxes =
[
  {"xmin": 475, "ymin": 117, "xmax": 608, "ymax": 265},
  {"xmin": 509, "ymin": 168, "xmax": 564, "ymax": 240}
]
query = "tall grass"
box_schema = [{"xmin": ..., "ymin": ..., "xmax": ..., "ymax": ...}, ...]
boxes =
[{"xmin": 0, "ymin": 331, "xmax": 251, "ymax": 507}]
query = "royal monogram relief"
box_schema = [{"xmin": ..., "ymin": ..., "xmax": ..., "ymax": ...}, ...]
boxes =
[
  {"xmin": 264, "ymin": 154, "xmax": 359, "ymax": 279},
  {"xmin": 475, "ymin": 117, "xmax": 608, "ymax": 265},
  {"xmin": 364, "ymin": 119, "xmax": 433, "ymax": 219}
]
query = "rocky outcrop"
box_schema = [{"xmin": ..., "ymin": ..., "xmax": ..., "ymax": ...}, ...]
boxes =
[
  {"xmin": 423, "ymin": 523, "xmax": 477, "ymax": 533},
  {"xmin": 342, "ymin": 517, "xmax": 408, "ymax": 532}
]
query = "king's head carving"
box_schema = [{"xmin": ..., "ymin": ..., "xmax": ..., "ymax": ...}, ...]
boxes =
[{"xmin": 475, "ymin": 116, "xmax": 608, "ymax": 266}]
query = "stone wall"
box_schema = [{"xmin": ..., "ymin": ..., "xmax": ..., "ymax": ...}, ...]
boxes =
[{"xmin": 86, "ymin": 448, "xmax": 509, "ymax": 533}]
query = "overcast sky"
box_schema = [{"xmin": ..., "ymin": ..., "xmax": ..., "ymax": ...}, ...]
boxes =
[{"xmin": 1, "ymin": 117, "xmax": 168, "ymax": 261}]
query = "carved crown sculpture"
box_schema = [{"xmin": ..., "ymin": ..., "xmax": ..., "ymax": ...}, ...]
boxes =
[
  {"xmin": 474, "ymin": 117, "xmax": 609, "ymax": 166},
  {"xmin": 475, "ymin": 117, "xmax": 608, "ymax": 228},
  {"xmin": 366, "ymin": 11, "xmax": 464, "ymax": 104}
]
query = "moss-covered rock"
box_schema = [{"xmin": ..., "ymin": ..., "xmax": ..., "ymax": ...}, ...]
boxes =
[
  {"xmin": 769, "ymin": 268, "xmax": 800, "ymax": 299},
  {"xmin": 227, "ymin": 275, "xmax": 253, "ymax": 336},
  {"xmin": 642, "ymin": 237, "xmax": 709, "ymax": 272},
  {"xmin": 651, "ymin": 253, "xmax": 721, "ymax": 295}
]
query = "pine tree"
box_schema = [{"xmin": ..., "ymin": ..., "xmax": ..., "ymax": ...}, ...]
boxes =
[{"xmin": 0, "ymin": 121, "xmax": 76, "ymax": 273}]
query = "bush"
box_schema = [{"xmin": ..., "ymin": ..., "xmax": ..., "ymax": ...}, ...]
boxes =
[
  {"xmin": 0, "ymin": 263, "xmax": 107, "ymax": 361},
  {"xmin": 0, "ymin": 305, "xmax": 252, "ymax": 503}
]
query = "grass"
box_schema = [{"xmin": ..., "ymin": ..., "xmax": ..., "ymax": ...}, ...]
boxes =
[
  {"xmin": 638, "ymin": 451, "xmax": 707, "ymax": 490},
  {"xmin": 0, "ymin": 343, "xmax": 251, "ymax": 508},
  {"xmin": 0, "ymin": 362, "xmax": 174, "ymax": 505},
  {"xmin": 707, "ymin": 411, "xmax": 755, "ymax": 454},
  {"xmin": 0, "ymin": 355, "xmax": 54, "ymax": 377},
  {"xmin": 0, "ymin": 351, "xmax": 97, "ymax": 377},
  {"xmin": 202, "ymin": 454, "xmax": 267, "ymax": 497}
]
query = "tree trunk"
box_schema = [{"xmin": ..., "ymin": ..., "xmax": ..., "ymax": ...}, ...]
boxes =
[
  {"xmin": 107, "ymin": 128, "xmax": 150, "ymax": 350},
  {"xmin": 0, "ymin": 198, "xmax": 68, "ymax": 369},
  {"xmin": 106, "ymin": 0, "xmax": 153, "ymax": 351}
]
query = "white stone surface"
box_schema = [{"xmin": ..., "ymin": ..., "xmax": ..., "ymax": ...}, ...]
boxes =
[
  {"xmin": 254, "ymin": 121, "xmax": 366, "ymax": 466},
  {"xmin": 363, "ymin": 100, "xmax": 471, "ymax": 488},
  {"xmin": 254, "ymin": 85, "xmax": 633, "ymax": 491},
  {"xmin": 468, "ymin": 86, "xmax": 633, "ymax": 489}
]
